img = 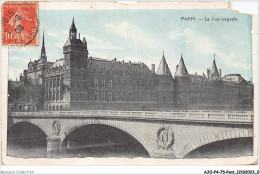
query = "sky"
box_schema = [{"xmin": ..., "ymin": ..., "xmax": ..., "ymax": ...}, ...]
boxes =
[{"xmin": 8, "ymin": 9, "xmax": 252, "ymax": 81}]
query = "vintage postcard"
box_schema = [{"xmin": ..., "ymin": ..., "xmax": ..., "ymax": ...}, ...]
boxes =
[{"xmin": 1, "ymin": 1, "xmax": 258, "ymax": 166}]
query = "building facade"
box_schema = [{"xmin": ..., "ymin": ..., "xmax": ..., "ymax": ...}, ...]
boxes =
[{"xmin": 14, "ymin": 19, "xmax": 253, "ymax": 111}]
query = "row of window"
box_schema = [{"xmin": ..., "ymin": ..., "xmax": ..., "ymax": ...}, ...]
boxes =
[
  {"xmin": 190, "ymin": 90, "xmax": 218, "ymax": 95},
  {"xmin": 46, "ymin": 67, "xmax": 64, "ymax": 74},
  {"xmin": 70, "ymin": 91, "xmax": 157, "ymax": 102},
  {"xmin": 46, "ymin": 90, "xmax": 63, "ymax": 101},
  {"xmin": 189, "ymin": 97, "xmax": 224, "ymax": 104},
  {"xmin": 93, "ymin": 78, "xmax": 156, "ymax": 90},
  {"xmin": 90, "ymin": 68, "xmax": 153, "ymax": 78},
  {"xmin": 94, "ymin": 79, "xmax": 113, "ymax": 88},
  {"xmin": 68, "ymin": 79, "xmax": 156, "ymax": 91},
  {"xmin": 45, "ymin": 78, "xmax": 64, "ymax": 88}
]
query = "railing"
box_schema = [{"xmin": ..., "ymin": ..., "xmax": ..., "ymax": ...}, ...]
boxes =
[{"xmin": 9, "ymin": 110, "xmax": 254, "ymax": 124}]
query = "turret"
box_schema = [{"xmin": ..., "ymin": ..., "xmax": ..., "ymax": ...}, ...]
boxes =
[
  {"xmin": 23, "ymin": 69, "xmax": 28, "ymax": 79},
  {"xmin": 156, "ymin": 51, "xmax": 174, "ymax": 105},
  {"xmin": 207, "ymin": 68, "xmax": 210, "ymax": 79},
  {"xmin": 156, "ymin": 51, "xmax": 172, "ymax": 76},
  {"xmin": 174, "ymin": 54, "xmax": 189, "ymax": 77},
  {"xmin": 83, "ymin": 37, "xmax": 87, "ymax": 46},
  {"xmin": 69, "ymin": 17, "xmax": 77, "ymax": 39},
  {"xmin": 209, "ymin": 54, "xmax": 220, "ymax": 80},
  {"xmin": 62, "ymin": 18, "xmax": 92, "ymax": 110},
  {"xmin": 63, "ymin": 18, "xmax": 89, "ymax": 69}
]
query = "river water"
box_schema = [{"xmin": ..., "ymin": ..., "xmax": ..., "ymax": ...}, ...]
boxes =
[
  {"xmin": 7, "ymin": 137, "xmax": 253, "ymax": 159},
  {"xmin": 7, "ymin": 142, "xmax": 150, "ymax": 159}
]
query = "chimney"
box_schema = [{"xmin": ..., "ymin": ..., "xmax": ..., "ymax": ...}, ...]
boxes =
[
  {"xmin": 219, "ymin": 69, "xmax": 222, "ymax": 79},
  {"xmin": 79, "ymin": 33, "xmax": 80, "ymax": 40},
  {"xmin": 151, "ymin": 64, "xmax": 155, "ymax": 73}
]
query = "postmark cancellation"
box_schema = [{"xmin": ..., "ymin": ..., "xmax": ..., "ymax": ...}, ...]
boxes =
[{"xmin": 2, "ymin": 1, "xmax": 39, "ymax": 46}]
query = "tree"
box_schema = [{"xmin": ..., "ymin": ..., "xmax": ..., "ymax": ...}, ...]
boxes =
[{"xmin": 8, "ymin": 81, "xmax": 22, "ymax": 104}]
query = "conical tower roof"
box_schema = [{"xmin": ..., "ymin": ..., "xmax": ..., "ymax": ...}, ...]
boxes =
[
  {"xmin": 156, "ymin": 52, "xmax": 172, "ymax": 75},
  {"xmin": 70, "ymin": 17, "xmax": 76, "ymax": 32},
  {"xmin": 69, "ymin": 17, "xmax": 77, "ymax": 39},
  {"xmin": 210, "ymin": 55, "xmax": 219, "ymax": 79},
  {"xmin": 174, "ymin": 55, "xmax": 189, "ymax": 77},
  {"xmin": 41, "ymin": 30, "xmax": 46, "ymax": 59}
]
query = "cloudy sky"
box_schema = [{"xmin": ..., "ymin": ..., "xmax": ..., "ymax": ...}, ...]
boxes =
[{"xmin": 8, "ymin": 9, "xmax": 252, "ymax": 81}]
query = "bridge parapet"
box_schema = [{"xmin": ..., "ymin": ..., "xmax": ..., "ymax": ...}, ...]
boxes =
[{"xmin": 9, "ymin": 110, "xmax": 254, "ymax": 124}]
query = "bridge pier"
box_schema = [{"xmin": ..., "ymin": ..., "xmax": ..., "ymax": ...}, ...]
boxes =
[
  {"xmin": 150, "ymin": 152, "xmax": 177, "ymax": 159},
  {"xmin": 46, "ymin": 136, "xmax": 61, "ymax": 158}
]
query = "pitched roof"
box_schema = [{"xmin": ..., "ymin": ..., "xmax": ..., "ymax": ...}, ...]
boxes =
[
  {"xmin": 174, "ymin": 55, "xmax": 189, "ymax": 77},
  {"xmin": 89, "ymin": 58, "xmax": 154, "ymax": 77},
  {"xmin": 156, "ymin": 52, "xmax": 172, "ymax": 75},
  {"xmin": 64, "ymin": 38, "xmax": 84, "ymax": 47},
  {"xmin": 222, "ymin": 74, "xmax": 247, "ymax": 84},
  {"xmin": 50, "ymin": 58, "xmax": 64, "ymax": 68}
]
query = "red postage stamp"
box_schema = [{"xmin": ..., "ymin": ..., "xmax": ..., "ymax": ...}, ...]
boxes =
[{"xmin": 2, "ymin": 1, "xmax": 39, "ymax": 46}]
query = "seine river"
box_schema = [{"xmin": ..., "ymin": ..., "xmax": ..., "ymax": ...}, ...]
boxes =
[
  {"xmin": 7, "ymin": 137, "xmax": 253, "ymax": 159},
  {"xmin": 7, "ymin": 143, "xmax": 150, "ymax": 158}
]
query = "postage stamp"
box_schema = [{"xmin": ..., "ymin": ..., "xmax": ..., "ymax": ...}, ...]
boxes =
[
  {"xmin": 0, "ymin": 1, "xmax": 258, "ymax": 169},
  {"xmin": 2, "ymin": 1, "xmax": 39, "ymax": 46}
]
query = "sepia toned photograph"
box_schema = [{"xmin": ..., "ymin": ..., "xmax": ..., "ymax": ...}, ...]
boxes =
[{"xmin": 1, "ymin": 1, "xmax": 258, "ymax": 166}]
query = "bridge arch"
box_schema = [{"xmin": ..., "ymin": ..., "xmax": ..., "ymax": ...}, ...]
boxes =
[
  {"xmin": 179, "ymin": 128, "xmax": 254, "ymax": 159},
  {"xmin": 8, "ymin": 120, "xmax": 48, "ymax": 137},
  {"xmin": 7, "ymin": 121, "xmax": 48, "ymax": 158},
  {"xmin": 60, "ymin": 119, "xmax": 153, "ymax": 156}
]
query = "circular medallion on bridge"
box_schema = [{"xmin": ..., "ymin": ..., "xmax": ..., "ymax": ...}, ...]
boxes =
[
  {"xmin": 156, "ymin": 126, "xmax": 174, "ymax": 150},
  {"xmin": 52, "ymin": 120, "xmax": 61, "ymax": 136}
]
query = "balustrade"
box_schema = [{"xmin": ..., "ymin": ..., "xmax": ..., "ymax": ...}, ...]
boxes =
[{"xmin": 9, "ymin": 110, "xmax": 253, "ymax": 124}]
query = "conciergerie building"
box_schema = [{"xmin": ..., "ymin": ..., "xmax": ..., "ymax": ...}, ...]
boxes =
[{"xmin": 12, "ymin": 19, "xmax": 253, "ymax": 111}]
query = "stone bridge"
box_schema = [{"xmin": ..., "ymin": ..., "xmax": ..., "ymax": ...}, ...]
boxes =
[{"xmin": 8, "ymin": 110, "xmax": 254, "ymax": 159}]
